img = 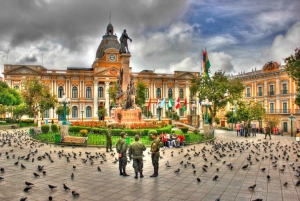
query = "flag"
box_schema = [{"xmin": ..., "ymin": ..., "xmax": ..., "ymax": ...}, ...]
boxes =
[
  {"xmin": 203, "ymin": 49, "xmax": 211, "ymax": 77},
  {"xmin": 147, "ymin": 98, "xmax": 151, "ymax": 110},
  {"xmin": 184, "ymin": 98, "xmax": 187, "ymax": 108},
  {"xmin": 199, "ymin": 99, "xmax": 202, "ymax": 106},
  {"xmin": 160, "ymin": 98, "xmax": 166, "ymax": 108},
  {"xmin": 182, "ymin": 104, "xmax": 186, "ymax": 111},
  {"xmin": 175, "ymin": 97, "xmax": 180, "ymax": 109},
  {"xmin": 156, "ymin": 98, "xmax": 159, "ymax": 105},
  {"xmin": 168, "ymin": 98, "xmax": 173, "ymax": 109}
]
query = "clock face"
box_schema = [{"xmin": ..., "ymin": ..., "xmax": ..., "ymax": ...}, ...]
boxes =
[{"xmin": 109, "ymin": 54, "xmax": 116, "ymax": 61}]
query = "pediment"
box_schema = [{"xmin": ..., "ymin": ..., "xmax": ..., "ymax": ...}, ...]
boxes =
[
  {"xmin": 5, "ymin": 66, "xmax": 41, "ymax": 75},
  {"xmin": 175, "ymin": 72, "xmax": 197, "ymax": 79},
  {"xmin": 95, "ymin": 67, "xmax": 120, "ymax": 76}
]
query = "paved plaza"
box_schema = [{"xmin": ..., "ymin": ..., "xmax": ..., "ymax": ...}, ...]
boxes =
[{"xmin": 1, "ymin": 128, "xmax": 300, "ymax": 201}]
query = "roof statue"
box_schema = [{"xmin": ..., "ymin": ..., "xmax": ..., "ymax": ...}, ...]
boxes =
[{"xmin": 119, "ymin": 29, "xmax": 132, "ymax": 54}]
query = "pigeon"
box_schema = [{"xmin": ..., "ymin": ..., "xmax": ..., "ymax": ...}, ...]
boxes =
[
  {"xmin": 33, "ymin": 172, "xmax": 40, "ymax": 177},
  {"xmin": 97, "ymin": 166, "xmax": 101, "ymax": 172},
  {"xmin": 63, "ymin": 183, "xmax": 70, "ymax": 190},
  {"xmin": 23, "ymin": 186, "xmax": 32, "ymax": 192},
  {"xmin": 213, "ymin": 175, "xmax": 219, "ymax": 181},
  {"xmin": 48, "ymin": 196, "xmax": 53, "ymax": 201},
  {"xmin": 174, "ymin": 168, "xmax": 180, "ymax": 173},
  {"xmin": 252, "ymin": 199, "xmax": 263, "ymax": 201},
  {"xmin": 71, "ymin": 173, "xmax": 74, "ymax": 179},
  {"xmin": 25, "ymin": 181, "xmax": 34, "ymax": 186},
  {"xmin": 248, "ymin": 184, "xmax": 256, "ymax": 190},
  {"xmin": 48, "ymin": 184, "xmax": 57, "ymax": 189},
  {"xmin": 295, "ymin": 180, "xmax": 300, "ymax": 186},
  {"xmin": 20, "ymin": 197, "xmax": 27, "ymax": 201},
  {"xmin": 197, "ymin": 177, "xmax": 201, "ymax": 182},
  {"xmin": 283, "ymin": 182, "xmax": 288, "ymax": 186},
  {"xmin": 279, "ymin": 168, "xmax": 284, "ymax": 172},
  {"xmin": 261, "ymin": 168, "xmax": 266, "ymax": 171},
  {"xmin": 242, "ymin": 164, "xmax": 248, "ymax": 169},
  {"xmin": 72, "ymin": 190, "xmax": 80, "ymax": 197},
  {"xmin": 267, "ymin": 175, "xmax": 270, "ymax": 180},
  {"xmin": 202, "ymin": 167, "xmax": 207, "ymax": 172},
  {"xmin": 0, "ymin": 176, "xmax": 4, "ymax": 180},
  {"xmin": 21, "ymin": 164, "xmax": 26, "ymax": 169}
]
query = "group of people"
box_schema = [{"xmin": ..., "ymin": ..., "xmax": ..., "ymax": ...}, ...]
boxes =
[
  {"xmin": 160, "ymin": 131, "xmax": 185, "ymax": 148},
  {"xmin": 106, "ymin": 126, "xmax": 162, "ymax": 178},
  {"xmin": 235, "ymin": 122, "xmax": 275, "ymax": 139}
]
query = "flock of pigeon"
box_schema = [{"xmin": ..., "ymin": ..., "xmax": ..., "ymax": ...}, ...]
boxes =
[{"xmin": 1, "ymin": 128, "xmax": 300, "ymax": 201}]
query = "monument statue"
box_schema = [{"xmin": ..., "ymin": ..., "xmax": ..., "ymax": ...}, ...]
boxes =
[{"xmin": 119, "ymin": 29, "xmax": 132, "ymax": 54}]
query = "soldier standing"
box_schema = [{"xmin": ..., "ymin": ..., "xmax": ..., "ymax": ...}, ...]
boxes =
[
  {"xmin": 264, "ymin": 126, "xmax": 271, "ymax": 140},
  {"xmin": 106, "ymin": 125, "xmax": 113, "ymax": 152},
  {"xmin": 116, "ymin": 132, "xmax": 129, "ymax": 176},
  {"xmin": 150, "ymin": 133, "xmax": 160, "ymax": 177},
  {"xmin": 128, "ymin": 135, "xmax": 146, "ymax": 179}
]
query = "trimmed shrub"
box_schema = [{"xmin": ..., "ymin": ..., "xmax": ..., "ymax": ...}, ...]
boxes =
[
  {"xmin": 79, "ymin": 129, "xmax": 88, "ymax": 137},
  {"xmin": 193, "ymin": 128, "xmax": 200, "ymax": 134},
  {"xmin": 180, "ymin": 127, "xmax": 189, "ymax": 134},
  {"xmin": 41, "ymin": 125, "xmax": 50, "ymax": 133},
  {"xmin": 51, "ymin": 124, "xmax": 58, "ymax": 132}
]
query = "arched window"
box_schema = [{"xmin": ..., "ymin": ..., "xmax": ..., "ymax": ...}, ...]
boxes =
[
  {"xmin": 98, "ymin": 87, "xmax": 103, "ymax": 98},
  {"xmin": 14, "ymin": 85, "xmax": 19, "ymax": 90},
  {"xmin": 58, "ymin": 86, "xmax": 64, "ymax": 98},
  {"xmin": 146, "ymin": 88, "xmax": 149, "ymax": 99},
  {"xmin": 156, "ymin": 88, "xmax": 161, "ymax": 99},
  {"xmin": 72, "ymin": 106, "xmax": 78, "ymax": 118},
  {"xmin": 168, "ymin": 88, "xmax": 172, "ymax": 99},
  {"xmin": 179, "ymin": 89, "xmax": 184, "ymax": 100},
  {"xmin": 72, "ymin": 86, "xmax": 78, "ymax": 98},
  {"xmin": 86, "ymin": 87, "xmax": 92, "ymax": 98},
  {"xmin": 86, "ymin": 106, "xmax": 92, "ymax": 118}
]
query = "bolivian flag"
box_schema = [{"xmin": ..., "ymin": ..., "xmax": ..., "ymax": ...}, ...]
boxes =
[{"xmin": 203, "ymin": 50, "xmax": 211, "ymax": 77}]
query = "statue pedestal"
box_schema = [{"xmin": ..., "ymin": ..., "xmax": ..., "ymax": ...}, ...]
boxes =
[
  {"xmin": 111, "ymin": 108, "xmax": 142, "ymax": 123},
  {"xmin": 60, "ymin": 125, "xmax": 69, "ymax": 139},
  {"xmin": 203, "ymin": 124, "xmax": 210, "ymax": 138}
]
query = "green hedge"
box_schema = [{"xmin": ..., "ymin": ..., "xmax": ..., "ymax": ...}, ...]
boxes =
[
  {"xmin": 51, "ymin": 124, "xmax": 58, "ymax": 132},
  {"xmin": 41, "ymin": 125, "xmax": 50, "ymax": 133}
]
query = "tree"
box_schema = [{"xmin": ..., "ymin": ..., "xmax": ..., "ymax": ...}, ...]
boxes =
[
  {"xmin": 135, "ymin": 80, "xmax": 146, "ymax": 108},
  {"xmin": 97, "ymin": 108, "xmax": 107, "ymax": 121},
  {"xmin": 284, "ymin": 48, "xmax": 300, "ymax": 106},
  {"xmin": 264, "ymin": 114, "xmax": 280, "ymax": 132},
  {"xmin": 190, "ymin": 70, "xmax": 245, "ymax": 123},
  {"xmin": 12, "ymin": 103, "xmax": 31, "ymax": 119},
  {"xmin": 235, "ymin": 100, "xmax": 266, "ymax": 123},
  {"xmin": 0, "ymin": 81, "xmax": 22, "ymax": 106},
  {"xmin": 0, "ymin": 104, "xmax": 6, "ymax": 117},
  {"xmin": 21, "ymin": 77, "xmax": 57, "ymax": 120}
]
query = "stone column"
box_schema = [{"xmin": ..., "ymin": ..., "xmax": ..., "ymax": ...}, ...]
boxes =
[
  {"xmin": 105, "ymin": 82, "xmax": 110, "ymax": 117},
  {"xmin": 174, "ymin": 83, "xmax": 178, "ymax": 99},
  {"xmin": 93, "ymin": 81, "xmax": 98, "ymax": 120},
  {"xmin": 264, "ymin": 79, "xmax": 267, "ymax": 96},
  {"xmin": 120, "ymin": 53, "xmax": 131, "ymax": 93}
]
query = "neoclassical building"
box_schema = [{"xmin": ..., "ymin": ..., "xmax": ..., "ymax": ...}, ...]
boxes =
[{"xmin": 2, "ymin": 23, "xmax": 199, "ymax": 123}]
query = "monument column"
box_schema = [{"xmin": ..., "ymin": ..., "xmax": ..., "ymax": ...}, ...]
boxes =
[
  {"xmin": 93, "ymin": 81, "xmax": 98, "ymax": 120},
  {"xmin": 105, "ymin": 82, "xmax": 110, "ymax": 117},
  {"xmin": 120, "ymin": 53, "xmax": 131, "ymax": 93}
]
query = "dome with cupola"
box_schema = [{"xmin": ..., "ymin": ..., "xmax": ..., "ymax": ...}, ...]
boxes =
[{"xmin": 95, "ymin": 23, "xmax": 120, "ymax": 59}]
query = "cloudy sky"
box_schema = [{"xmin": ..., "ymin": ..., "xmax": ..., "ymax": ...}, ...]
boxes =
[{"xmin": 0, "ymin": 0, "xmax": 299, "ymax": 76}]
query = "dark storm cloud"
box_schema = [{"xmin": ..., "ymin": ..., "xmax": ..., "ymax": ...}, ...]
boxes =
[{"xmin": 19, "ymin": 55, "xmax": 38, "ymax": 63}]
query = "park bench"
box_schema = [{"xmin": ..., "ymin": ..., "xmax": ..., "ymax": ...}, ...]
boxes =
[
  {"xmin": 61, "ymin": 136, "xmax": 88, "ymax": 147},
  {"xmin": 11, "ymin": 124, "xmax": 20, "ymax": 129}
]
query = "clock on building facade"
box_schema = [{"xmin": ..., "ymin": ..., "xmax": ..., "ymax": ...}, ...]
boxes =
[{"xmin": 109, "ymin": 54, "xmax": 116, "ymax": 61}]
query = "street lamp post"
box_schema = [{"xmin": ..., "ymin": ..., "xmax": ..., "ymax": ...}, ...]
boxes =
[
  {"xmin": 157, "ymin": 106, "xmax": 161, "ymax": 121},
  {"xmin": 58, "ymin": 94, "xmax": 70, "ymax": 126},
  {"xmin": 202, "ymin": 97, "xmax": 212, "ymax": 124},
  {"xmin": 81, "ymin": 110, "xmax": 84, "ymax": 122},
  {"xmin": 289, "ymin": 114, "xmax": 295, "ymax": 137}
]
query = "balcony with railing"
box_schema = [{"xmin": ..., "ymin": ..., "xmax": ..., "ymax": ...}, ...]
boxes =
[
  {"xmin": 257, "ymin": 92, "xmax": 263, "ymax": 96},
  {"xmin": 266, "ymin": 109, "xmax": 291, "ymax": 114},
  {"xmin": 268, "ymin": 91, "xmax": 275, "ymax": 96},
  {"xmin": 281, "ymin": 90, "xmax": 288, "ymax": 94}
]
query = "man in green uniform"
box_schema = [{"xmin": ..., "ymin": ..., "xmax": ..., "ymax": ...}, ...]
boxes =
[
  {"xmin": 106, "ymin": 125, "xmax": 113, "ymax": 152},
  {"xmin": 116, "ymin": 132, "xmax": 129, "ymax": 176},
  {"xmin": 150, "ymin": 132, "xmax": 160, "ymax": 177},
  {"xmin": 129, "ymin": 135, "xmax": 146, "ymax": 179},
  {"xmin": 264, "ymin": 126, "xmax": 271, "ymax": 139}
]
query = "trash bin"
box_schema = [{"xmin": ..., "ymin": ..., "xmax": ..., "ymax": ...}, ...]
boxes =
[
  {"xmin": 125, "ymin": 137, "xmax": 130, "ymax": 145},
  {"xmin": 185, "ymin": 134, "xmax": 190, "ymax": 143},
  {"xmin": 55, "ymin": 134, "xmax": 61, "ymax": 143},
  {"xmin": 29, "ymin": 128, "xmax": 34, "ymax": 135}
]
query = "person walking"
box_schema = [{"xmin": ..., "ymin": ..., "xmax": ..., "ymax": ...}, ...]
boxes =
[
  {"xmin": 240, "ymin": 122, "xmax": 244, "ymax": 136},
  {"xmin": 128, "ymin": 135, "xmax": 146, "ymax": 179},
  {"xmin": 264, "ymin": 126, "xmax": 271, "ymax": 139},
  {"xmin": 106, "ymin": 125, "xmax": 113, "ymax": 152},
  {"xmin": 116, "ymin": 132, "xmax": 129, "ymax": 176},
  {"xmin": 150, "ymin": 133, "xmax": 160, "ymax": 177},
  {"xmin": 251, "ymin": 122, "xmax": 256, "ymax": 136},
  {"xmin": 236, "ymin": 122, "xmax": 240, "ymax": 136}
]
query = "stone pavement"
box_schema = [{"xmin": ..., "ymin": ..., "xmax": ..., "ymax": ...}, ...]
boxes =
[{"xmin": 1, "ymin": 128, "xmax": 300, "ymax": 201}]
